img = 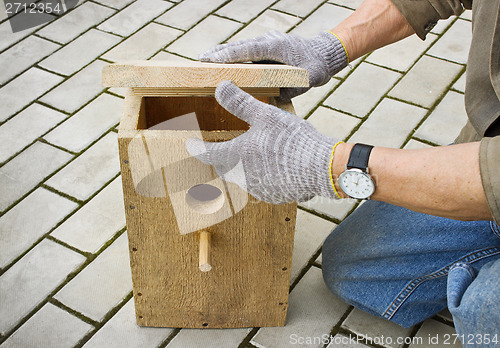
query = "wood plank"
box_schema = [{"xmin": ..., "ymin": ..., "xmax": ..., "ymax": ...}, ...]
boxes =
[
  {"xmin": 130, "ymin": 87, "xmax": 280, "ymax": 97},
  {"xmin": 102, "ymin": 61, "xmax": 309, "ymax": 88}
]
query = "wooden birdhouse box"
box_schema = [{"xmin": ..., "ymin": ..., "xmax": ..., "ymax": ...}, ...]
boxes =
[{"xmin": 102, "ymin": 61, "xmax": 309, "ymax": 328}]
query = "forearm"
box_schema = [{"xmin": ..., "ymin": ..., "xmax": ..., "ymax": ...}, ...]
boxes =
[
  {"xmin": 331, "ymin": 0, "xmax": 415, "ymax": 61},
  {"xmin": 332, "ymin": 142, "xmax": 493, "ymax": 221}
]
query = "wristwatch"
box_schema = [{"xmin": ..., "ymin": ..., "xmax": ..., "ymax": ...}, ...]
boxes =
[{"xmin": 338, "ymin": 143, "xmax": 375, "ymax": 200}]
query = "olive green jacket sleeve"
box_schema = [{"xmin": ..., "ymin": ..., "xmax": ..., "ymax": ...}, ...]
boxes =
[
  {"xmin": 461, "ymin": 123, "xmax": 500, "ymax": 223},
  {"xmin": 390, "ymin": 0, "xmax": 472, "ymax": 39},
  {"xmin": 480, "ymin": 137, "xmax": 500, "ymax": 223}
]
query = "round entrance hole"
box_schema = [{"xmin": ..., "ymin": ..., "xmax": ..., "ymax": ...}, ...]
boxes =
[{"xmin": 185, "ymin": 184, "xmax": 225, "ymax": 214}]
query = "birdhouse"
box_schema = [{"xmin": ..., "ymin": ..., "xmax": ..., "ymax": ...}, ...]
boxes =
[{"xmin": 102, "ymin": 61, "xmax": 309, "ymax": 328}]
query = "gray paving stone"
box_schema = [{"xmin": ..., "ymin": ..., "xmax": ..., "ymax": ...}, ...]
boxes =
[
  {"xmin": 460, "ymin": 9, "xmax": 472, "ymax": 21},
  {"xmin": 37, "ymin": 1, "xmax": 115, "ymax": 44},
  {"xmin": 291, "ymin": 3, "xmax": 352, "ymax": 38},
  {"xmin": 348, "ymin": 98, "xmax": 427, "ymax": 148},
  {"xmin": 54, "ymin": 233, "xmax": 133, "ymax": 322},
  {"xmin": 102, "ymin": 23, "xmax": 182, "ymax": 62},
  {"xmin": 0, "ymin": 188, "xmax": 77, "ymax": 268},
  {"xmin": 0, "ymin": 35, "xmax": 60, "ymax": 84},
  {"xmin": 155, "ymin": 0, "xmax": 226, "ymax": 31},
  {"xmin": 44, "ymin": 93, "xmax": 123, "ymax": 152},
  {"xmin": 167, "ymin": 16, "xmax": 242, "ymax": 60},
  {"xmin": 45, "ymin": 132, "xmax": 120, "ymax": 201},
  {"xmin": 95, "ymin": 0, "xmax": 135, "ymax": 9},
  {"xmin": 342, "ymin": 308, "xmax": 413, "ymax": 348},
  {"xmin": 366, "ymin": 34, "xmax": 437, "ymax": 72},
  {"xmin": 413, "ymin": 91, "xmax": 468, "ymax": 145},
  {"xmin": 290, "ymin": 210, "xmax": 334, "ymax": 283},
  {"xmin": 404, "ymin": 139, "xmax": 432, "ymax": 150},
  {"xmin": 430, "ymin": 16, "xmax": 455, "ymax": 35},
  {"xmin": 410, "ymin": 319, "xmax": 460, "ymax": 347},
  {"xmin": 300, "ymin": 196, "xmax": 357, "ymax": 221},
  {"xmin": 0, "ymin": 67, "xmax": 64, "ymax": 122},
  {"xmin": 40, "ymin": 60, "xmax": 108, "ymax": 113},
  {"xmin": 335, "ymin": 58, "xmax": 361, "ymax": 79},
  {"xmin": 0, "ymin": 239, "xmax": 85, "ymax": 335},
  {"xmin": 0, "ymin": 103, "xmax": 67, "ymax": 163},
  {"xmin": 168, "ymin": 327, "xmax": 251, "ymax": 348},
  {"xmin": 0, "ymin": 20, "xmax": 43, "ymax": 52},
  {"xmin": 307, "ymin": 106, "xmax": 360, "ymax": 140},
  {"xmin": 107, "ymin": 87, "xmax": 127, "ymax": 98},
  {"xmin": 427, "ymin": 19, "xmax": 471, "ymax": 65},
  {"xmin": 0, "ymin": 1, "xmax": 7, "ymax": 21},
  {"xmin": 98, "ymin": 0, "xmax": 172, "ymax": 37},
  {"xmin": 329, "ymin": 0, "xmax": 364, "ymax": 9},
  {"xmin": 251, "ymin": 266, "xmax": 349, "ymax": 348},
  {"xmin": 389, "ymin": 55, "xmax": 463, "ymax": 108},
  {"xmin": 216, "ymin": 0, "xmax": 276, "ymax": 23},
  {"xmin": 51, "ymin": 176, "xmax": 125, "ymax": 253},
  {"xmin": 39, "ymin": 29, "xmax": 121, "ymax": 76},
  {"xmin": 0, "ymin": 141, "xmax": 72, "ymax": 212},
  {"xmin": 229, "ymin": 10, "xmax": 300, "ymax": 42},
  {"xmin": 325, "ymin": 334, "xmax": 371, "ymax": 348},
  {"xmin": 150, "ymin": 51, "xmax": 191, "ymax": 61},
  {"xmin": 2, "ymin": 303, "xmax": 93, "ymax": 348},
  {"xmin": 315, "ymin": 253, "xmax": 322, "ymax": 265},
  {"xmin": 453, "ymin": 72, "xmax": 466, "ymax": 93},
  {"xmin": 83, "ymin": 298, "xmax": 172, "ymax": 348},
  {"xmin": 293, "ymin": 79, "xmax": 339, "ymax": 118},
  {"xmin": 273, "ymin": 0, "xmax": 324, "ymax": 17},
  {"xmin": 324, "ymin": 63, "xmax": 401, "ymax": 117}
]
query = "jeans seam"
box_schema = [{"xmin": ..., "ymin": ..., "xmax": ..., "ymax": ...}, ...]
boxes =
[
  {"xmin": 382, "ymin": 247, "xmax": 500, "ymax": 321},
  {"xmin": 449, "ymin": 262, "xmax": 475, "ymax": 280},
  {"xmin": 491, "ymin": 221, "xmax": 500, "ymax": 239}
]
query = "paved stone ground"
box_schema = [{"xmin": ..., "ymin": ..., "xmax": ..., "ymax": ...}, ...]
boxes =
[{"xmin": 0, "ymin": 0, "xmax": 472, "ymax": 347}]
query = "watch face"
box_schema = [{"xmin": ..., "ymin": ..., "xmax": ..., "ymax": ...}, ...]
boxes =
[{"xmin": 338, "ymin": 169, "xmax": 375, "ymax": 199}]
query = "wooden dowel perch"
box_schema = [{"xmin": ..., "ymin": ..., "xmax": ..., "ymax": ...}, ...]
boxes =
[{"xmin": 199, "ymin": 231, "xmax": 212, "ymax": 272}]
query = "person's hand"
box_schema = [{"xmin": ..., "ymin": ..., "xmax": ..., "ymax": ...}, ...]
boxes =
[
  {"xmin": 199, "ymin": 31, "xmax": 348, "ymax": 101},
  {"xmin": 186, "ymin": 81, "xmax": 341, "ymax": 204}
]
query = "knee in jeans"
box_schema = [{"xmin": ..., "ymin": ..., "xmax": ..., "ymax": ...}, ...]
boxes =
[{"xmin": 321, "ymin": 224, "xmax": 361, "ymax": 299}]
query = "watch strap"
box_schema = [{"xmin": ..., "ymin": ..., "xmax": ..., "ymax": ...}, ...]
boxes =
[{"xmin": 346, "ymin": 143, "xmax": 374, "ymax": 170}]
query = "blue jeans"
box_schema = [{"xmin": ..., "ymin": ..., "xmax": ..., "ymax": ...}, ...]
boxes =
[{"xmin": 322, "ymin": 200, "xmax": 500, "ymax": 346}]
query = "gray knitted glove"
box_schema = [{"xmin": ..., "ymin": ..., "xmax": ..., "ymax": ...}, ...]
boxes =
[
  {"xmin": 186, "ymin": 81, "xmax": 340, "ymax": 204},
  {"xmin": 199, "ymin": 31, "xmax": 348, "ymax": 101}
]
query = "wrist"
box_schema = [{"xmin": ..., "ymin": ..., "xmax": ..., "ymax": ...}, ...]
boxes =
[
  {"xmin": 328, "ymin": 29, "xmax": 356, "ymax": 62},
  {"xmin": 331, "ymin": 142, "xmax": 353, "ymax": 198},
  {"xmin": 313, "ymin": 140, "xmax": 353, "ymax": 200},
  {"xmin": 312, "ymin": 31, "xmax": 349, "ymax": 79}
]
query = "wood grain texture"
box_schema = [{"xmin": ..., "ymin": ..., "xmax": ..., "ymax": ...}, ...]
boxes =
[
  {"xmin": 118, "ymin": 90, "xmax": 298, "ymax": 328},
  {"xmin": 130, "ymin": 87, "xmax": 280, "ymax": 97},
  {"xmin": 102, "ymin": 61, "xmax": 309, "ymax": 88}
]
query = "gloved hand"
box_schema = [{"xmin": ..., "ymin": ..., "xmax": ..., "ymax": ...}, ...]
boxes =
[
  {"xmin": 186, "ymin": 81, "xmax": 342, "ymax": 204},
  {"xmin": 199, "ymin": 31, "xmax": 348, "ymax": 101}
]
